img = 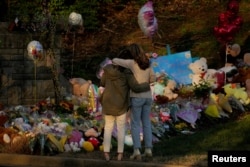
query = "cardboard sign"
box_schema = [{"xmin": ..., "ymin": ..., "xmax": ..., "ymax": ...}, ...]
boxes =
[{"xmin": 151, "ymin": 50, "xmax": 193, "ymax": 85}]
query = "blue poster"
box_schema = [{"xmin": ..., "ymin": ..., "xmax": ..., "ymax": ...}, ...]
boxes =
[{"xmin": 150, "ymin": 51, "xmax": 193, "ymax": 85}]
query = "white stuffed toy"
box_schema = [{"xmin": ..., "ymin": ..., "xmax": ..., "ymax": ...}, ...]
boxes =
[
  {"xmin": 153, "ymin": 82, "xmax": 165, "ymax": 95},
  {"xmin": 189, "ymin": 57, "xmax": 218, "ymax": 88},
  {"xmin": 164, "ymin": 80, "xmax": 178, "ymax": 100}
]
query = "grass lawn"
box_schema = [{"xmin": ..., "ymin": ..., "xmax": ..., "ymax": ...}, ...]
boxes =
[{"xmin": 141, "ymin": 111, "xmax": 250, "ymax": 166}]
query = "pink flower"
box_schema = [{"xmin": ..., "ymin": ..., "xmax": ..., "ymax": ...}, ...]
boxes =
[{"xmin": 152, "ymin": 52, "xmax": 158, "ymax": 58}]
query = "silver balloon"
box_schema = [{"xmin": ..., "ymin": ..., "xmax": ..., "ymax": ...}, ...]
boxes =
[
  {"xmin": 68, "ymin": 12, "xmax": 83, "ymax": 26},
  {"xmin": 27, "ymin": 40, "xmax": 43, "ymax": 60}
]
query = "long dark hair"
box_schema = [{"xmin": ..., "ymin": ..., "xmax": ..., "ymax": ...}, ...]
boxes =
[
  {"xmin": 117, "ymin": 48, "xmax": 133, "ymax": 72},
  {"xmin": 127, "ymin": 43, "xmax": 150, "ymax": 70}
]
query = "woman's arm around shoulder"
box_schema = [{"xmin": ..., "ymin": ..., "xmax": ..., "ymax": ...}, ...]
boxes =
[
  {"xmin": 112, "ymin": 58, "xmax": 133, "ymax": 69},
  {"xmin": 124, "ymin": 69, "xmax": 150, "ymax": 93}
]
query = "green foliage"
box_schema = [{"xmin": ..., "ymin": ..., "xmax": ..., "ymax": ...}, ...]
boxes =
[
  {"xmin": 8, "ymin": 0, "xmax": 100, "ymax": 31},
  {"xmin": 48, "ymin": 0, "xmax": 68, "ymax": 17},
  {"xmin": 6, "ymin": 0, "xmax": 150, "ymax": 31},
  {"xmin": 9, "ymin": 0, "xmax": 43, "ymax": 21}
]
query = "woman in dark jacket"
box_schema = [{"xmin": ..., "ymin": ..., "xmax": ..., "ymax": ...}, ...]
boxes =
[{"xmin": 100, "ymin": 49, "xmax": 150, "ymax": 161}]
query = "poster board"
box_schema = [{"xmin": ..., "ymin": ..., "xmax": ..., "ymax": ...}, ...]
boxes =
[{"xmin": 151, "ymin": 50, "xmax": 193, "ymax": 85}]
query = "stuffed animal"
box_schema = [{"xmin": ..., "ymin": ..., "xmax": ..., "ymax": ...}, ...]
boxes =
[
  {"xmin": 0, "ymin": 127, "xmax": 23, "ymax": 146},
  {"xmin": 189, "ymin": 57, "xmax": 226, "ymax": 91},
  {"xmin": 229, "ymin": 47, "xmax": 250, "ymax": 85},
  {"xmin": 223, "ymin": 83, "xmax": 250, "ymax": 105},
  {"xmin": 69, "ymin": 78, "xmax": 92, "ymax": 98},
  {"xmin": 84, "ymin": 127, "xmax": 99, "ymax": 138},
  {"xmin": 68, "ymin": 129, "xmax": 83, "ymax": 144},
  {"xmin": 189, "ymin": 57, "xmax": 208, "ymax": 85},
  {"xmin": 243, "ymin": 52, "xmax": 250, "ymax": 65},
  {"xmin": 82, "ymin": 127, "xmax": 103, "ymax": 149},
  {"xmin": 203, "ymin": 68, "xmax": 220, "ymax": 89},
  {"xmin": 189, "ymin": 57, "xmax": 219, "ymax": 88},
  {"xmin": 224, "ymin": 43, "xmax": 242, "ymax": 67},
  {"xmin": 218, "ymin": 43, "xmax": 242, "ymax": 82},
  {"xmin": 232, "ymin": 67, "xmax": 250, "ymax": 86},
  {"xmin": 163, "ymin": 80, "xmax": 178, "ymax": 100},
  {"xmin": 88, "ymin": 137, "xmax": 100, "ymax": 150},
  {"xmin": 153, "ymin": 82, "xmax": 169, "ymax": 104},
  {"xmin": 0, "ymin": 127, "xmax": 30, "ymax": 154},
  {"xmin": 153, "ymin": 82, "xmax": 165, "ymax": 96},
  {"xmin": 82, "ymin": 141, "xmax": 94, "ymax": 152}
]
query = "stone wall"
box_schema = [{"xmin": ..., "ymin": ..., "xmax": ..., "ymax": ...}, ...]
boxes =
[{"xmin": 0, "ymin": 22, "xmax": 71, "ymax": 106}]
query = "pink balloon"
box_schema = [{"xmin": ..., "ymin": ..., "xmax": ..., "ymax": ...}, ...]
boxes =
[{"xmin": 138, "ymin": 1, "xmax": 158, "ymax": 38}]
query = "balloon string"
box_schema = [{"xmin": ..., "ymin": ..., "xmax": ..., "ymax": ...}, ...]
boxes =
[
  {"xmin": 34, "ymin": 60, "xmax": 37, "ymax": 104},
  {"xmin": 225, "ymin": 46, "xmax": 228, "ymax": 84},
  {"xmin": 71, "ymin": 32, "xmax": 75, "ymax": 78}
]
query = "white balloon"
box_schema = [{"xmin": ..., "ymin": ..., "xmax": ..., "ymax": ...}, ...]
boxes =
[
  {"xmin": 69, "ymin": 12, "xmax": 83, "ymax": 26},
  {"xmin": 27, "ymin": 40, "xmax": 43, "ymax": 60}
]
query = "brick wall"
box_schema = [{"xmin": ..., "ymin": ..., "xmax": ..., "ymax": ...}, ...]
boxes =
[{"xmin": 0, "ymin": 22, "xmax": 69, "ymax": 106}]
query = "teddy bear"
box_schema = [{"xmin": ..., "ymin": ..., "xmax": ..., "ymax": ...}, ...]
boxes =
[
  {"xmin": 224, "ymin": 43, "xmax": 242, "ymax": 67},
  {"xmin": 231, "ymin": 67, "xmax": 250, "ymax": 86},
  {"xmin": 82, "ymin": 127, "xmax": 103, "ymax": 149},
  {"xmin": 229, "ymin": 48, "xmax": 250, "ymax": 85},
  {"xmin": 163, "ymin": 80, "xmax": 178, "ymax": 100},
  {"xmin": 189, "ymin": 57, "xmax": 209, "ymax": 85},
  {"xmin": 69, "ymin": 78, "xmax": 92, "ymax": 98},
  {"xmin": 217, "ymin": 43, "xmax": 243, "ymax": 83},
  {"xmin": 0, "ymin": 127, "xmax": 32, "ymax": 154},
  {"xmin": 243, "ymin": 52, "xmax": 250, "ymax": 65},
  {"xmin": 189, "ymin": 57, "xmax": 219, "ymax": 87},
  {"xmin": 0, "ymin": 127, "xmax": 24, "ymax": 146}
]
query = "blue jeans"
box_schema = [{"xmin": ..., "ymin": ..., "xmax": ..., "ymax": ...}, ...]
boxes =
[{"xmin": 130, "ymin": 97, "xmax": 153, "ymax": 149}]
